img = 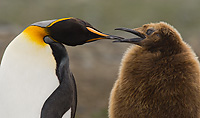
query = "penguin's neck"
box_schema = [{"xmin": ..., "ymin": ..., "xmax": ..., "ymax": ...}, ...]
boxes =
[
  {"xmin": 1, "ymin": 32, "xmax": 57, "ymax": 80},
  {"xmin": 48, "ymin": 42, "xmax": 70, "ymax": 83}
]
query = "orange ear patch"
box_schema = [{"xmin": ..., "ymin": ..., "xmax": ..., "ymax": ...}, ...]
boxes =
[{"xmin": 23, "ymin": 26, "xmax": 48, "ymax": 46}]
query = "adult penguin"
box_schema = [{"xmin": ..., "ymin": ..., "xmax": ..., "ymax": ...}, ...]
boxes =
[
  {"xmin": 0, "ymin": 17, "xmax": 121, "ymax": 118},
  {"xmin": 109, "ymin": 22, "xmax": 200, "ymax": 118}
]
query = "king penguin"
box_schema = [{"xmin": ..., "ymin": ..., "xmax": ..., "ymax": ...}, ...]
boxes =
[
  {"xmin": 0, "ymin": 17, "xmax": 121, "ymax": 118},
  {"xmin": 109, "ymin": 22, "xmax": 200, "ymax": 118}
]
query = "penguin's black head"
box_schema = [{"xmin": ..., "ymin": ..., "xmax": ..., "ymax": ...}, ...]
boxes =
[
  {"xmin": 31, "ymin": 17, "xmax": 122, "ymax": 46},
  {"xmin": 114, "ymin": 22, "xmax": 183, "ymax": 52}
]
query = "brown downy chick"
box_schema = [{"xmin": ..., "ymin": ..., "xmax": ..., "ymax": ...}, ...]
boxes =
[{"xmin": 109, "ymin": 22, "xmax": 200, "ymax": 118}]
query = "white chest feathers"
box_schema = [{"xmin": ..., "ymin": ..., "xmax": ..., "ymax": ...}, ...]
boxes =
[{"xmin": 0, "ymin": 33, "xmax": 59, "ymax": 118}]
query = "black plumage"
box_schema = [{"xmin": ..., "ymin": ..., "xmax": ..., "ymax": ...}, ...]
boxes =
[
  {"xmin": 40, "ymin": 18, "xmax": 121, "ymax": 118},
  {"xmin": 41, "ymin": 42, "xmax": 77, "ymax": 118}
]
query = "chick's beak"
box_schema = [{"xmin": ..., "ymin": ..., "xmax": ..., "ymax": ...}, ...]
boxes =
[
  {"xmin": 114, "ymin": 28, "xmax": 146, "ymax": 44},
  {"xmin": 86, "ymin": 27, "xmax": 123, "ymax": 42}
]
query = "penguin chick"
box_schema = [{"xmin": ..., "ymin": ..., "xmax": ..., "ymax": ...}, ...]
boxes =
[
  {"xmin": 0, "ymin": 17, "xmax": 122, "ymax": 118},
  {"xmin": 109, "ymin": 22, "xmax": 200, "ymax": 118}
]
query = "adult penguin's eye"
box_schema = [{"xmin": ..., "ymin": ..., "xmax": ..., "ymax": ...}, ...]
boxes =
[{"xmin": 146, "ymin": 29, "xmax": 155, "ymax": 35}]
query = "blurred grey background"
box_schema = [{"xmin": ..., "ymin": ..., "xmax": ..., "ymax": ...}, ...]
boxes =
[{"xmin": 0, "ymin": 0, "xmax": 200, "ymax": 118}]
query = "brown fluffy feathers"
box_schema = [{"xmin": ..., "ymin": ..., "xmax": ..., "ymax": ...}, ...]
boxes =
[{"xmin": 109, "ymin": 22, "xmax": 200, "ymax": 118}]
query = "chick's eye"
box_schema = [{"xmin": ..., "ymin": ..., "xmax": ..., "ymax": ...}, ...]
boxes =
[
  {"xmin": 146, "ymin": 29, "xmax": 155, "ymax": 35},
  {"xmin": 156, "ymin": 33, "xmax": 161, "ymax": 38}
]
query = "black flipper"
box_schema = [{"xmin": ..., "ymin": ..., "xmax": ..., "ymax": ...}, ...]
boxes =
[
  {"xmin": 70, "ymin": 73, "xmax": 77, "ymax": 118},
  {"xmin": 41, "ymin": 42, "xmax": 77, "ymax": 118}
]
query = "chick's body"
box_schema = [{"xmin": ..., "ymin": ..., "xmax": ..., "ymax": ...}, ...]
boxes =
[{"xmin": 109, "ymin": 22, "xmax": 200, "ymax": 118}]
